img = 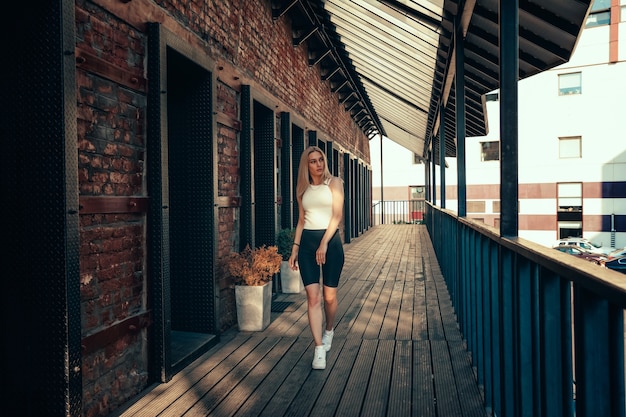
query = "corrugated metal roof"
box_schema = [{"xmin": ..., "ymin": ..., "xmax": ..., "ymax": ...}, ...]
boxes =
[{"xmin": 272, "ymin": 0, "xmax": 592, "ymax": 161}]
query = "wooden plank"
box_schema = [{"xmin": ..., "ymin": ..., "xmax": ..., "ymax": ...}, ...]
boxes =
[
  {"xmin": 337, "ymin": 279, "xmax": 374, "ymax": 332},
  {"xmin": 449, "ymin": 340, "xmax": 487, "ymax": 417},
  {"xmin": 396, "ymin": 279, "xmax": 415, "ymax": 340},
  {"xmin": 435, "ymin": 268, "xmax": 464, "ymax": 342},
  {"xmin": 431, "ymin": 340, "xmax": 463, "ymax": 416},
  {"xmin": 371, "ymin": 238, "xmax": 398, "ymax": 282},
  {"xmin": 112, "ymin": 225, "xmax": 489, "ymax": 417},
  {"xmin": 118, "ymin": 333, "xmax": 250, "ymax": 416},
  {"xmin": 151, "ymin": 336, "xmax": 268, "ymax": 416},
  {"xmin": 209, "ymin": 337, "xmax": 295, "ymax": 417},
  {"xmin": 362, "ymin": 280, "xmax": 394, "ymax": 339},
  {"xmin": 256, "ymin": 339, "xmax": 318, "ymax": 417},
  {"xmin": 413, "ymin": 288, "xmax": 429, "ymax": 341},
  {"xmin": 348, "ymin": 279, "xmax": 385, "ymax": 339},
  {"xmin": 75, "ymin": 47, "xmax": 147, "ymax": 92},
  {"xmin": 333, "ymin": 338, "xmax": 378, "ymax": 416},
  {"xmin": 396, "ymin": 227, "xmax": 416, "ymax": 339},
  {"xmin": 309, "ymin": 337, "xmax": 362, "ymax": 417},
  {"xmin": 361, "ymin": 339, "xmax": 394, "ymax": 415},
  {"xmin": 265, "ymin": 295, "xmax": 308, "ymax": 336},
  {"xmin": 338, "ymin": 226, "xmax": 397, "ymax": 341},
  {"xmin": 387, "ymin": 340, "xmax": 412, "ymax": 416},
  {"xmin": 379, "ymin": 279, "xmax": 403, "ymax": 339},
  {"xmin": 232, "ymin": 337, "xmax": 310, "ymax": 417},
  {"xmin": 413, "ymin": 340, "xmax": 436, "ymax": 417},
  {"xmin": 426, "ymin": 271, "xmax": 446, "ymax": 340},
  {"xmin": 81, "ymin": 312, "xmax": 150, "ymax": 354},
  {"xmin": 278, "ymin": 339, "xmax": 345, "ymax": 417},
  {"xmin": 180, "ymin": 337, "xmax": 281, "ymax": 417},
  {"xmin": 79, "ymin": 196, "xmax": 149, "ymax": 214}
]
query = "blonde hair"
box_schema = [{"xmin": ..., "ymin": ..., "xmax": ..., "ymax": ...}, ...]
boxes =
[{"xmin": 296, "ymin": 146, "xmax": 332, "ymax": 199}]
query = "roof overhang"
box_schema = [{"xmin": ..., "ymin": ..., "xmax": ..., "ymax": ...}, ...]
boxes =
[{"xmin": 272, "ymin": 0, "xmax": 592, "ymax": 162}]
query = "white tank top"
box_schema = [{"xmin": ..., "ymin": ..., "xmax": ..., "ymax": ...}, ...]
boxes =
[{"xmin": 302, "ymin": 178, "xmax": 333, "ymax": 230}]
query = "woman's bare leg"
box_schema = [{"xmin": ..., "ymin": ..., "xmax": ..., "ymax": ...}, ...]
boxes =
[
  {"xmin": 323, "ymin": 285, "xmax": 338, "ymax": 331},
  {"xmin": 306, "ymin": 283, "xmax": 323, "ymax": 345}
]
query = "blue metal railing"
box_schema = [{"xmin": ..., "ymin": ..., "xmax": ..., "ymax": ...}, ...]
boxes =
[
  {"xmin": 426, "ymin": 202, "xmax": 626, "ymax": 417},
  {"xmin": 371, "ymin": 199, "xmax": 425, "ymax": 225}
]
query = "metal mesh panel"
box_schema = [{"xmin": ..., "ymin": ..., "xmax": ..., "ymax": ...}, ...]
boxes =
[
  {"xmin": 317, "ymin": 139, "xmax": 325, "ymax": 153},
  {"xmin": 147, "ymin": 23, "xmax": 171, "ymax": 381},
  {"xmin": 63, "ymin": 0, "xmax": 82, "ymax": 412},
  {"xmin": 280, "ymin": 112, "xmax": 292, "ymax": 229},
  {"xmin": 359, "ymin": 162, "xmax": 365, "ymax": 234},
  {"xmin": 343, "ymin": 153, "xmax": 352, "ymax": 243},
  {"xmin": 292, "ymin": 125, "xmax": 305, "ymax": 224},
  {"xmin": 253, "ymin": 101, "xmax": 276, "ymax": 247},
  {"xmin": 362, "ymin": 163, "xmax": 367, "ymax": 233},
  {"xmin": 367, "ymin": 168, "xmax": 373, "ymax": 228},
  {"xmin": 326, "ymin": 141, "xmax": 334, "ymax": 175},
  {"xmin": 240, "ymin": 86, "xmax": 253, "ymax": 250},
  {"xmin": 4, "ymin": 1, "xmax": 82, "ymax": 414},
  {"xmin": 147, "ymin": 22, "xmax": 219, "ymax": 383},
  {"xmin": 352, "ymin": 159, "xmax": 358, "ymax": 238},
  {"xmin": 166, "ymin": 50, "xmax": 215, "ymax": 334}
]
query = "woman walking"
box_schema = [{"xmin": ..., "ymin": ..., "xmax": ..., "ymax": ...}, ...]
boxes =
[{"xmin": 288, "ymin": 146, "xmax": 345, "ymax": 370}]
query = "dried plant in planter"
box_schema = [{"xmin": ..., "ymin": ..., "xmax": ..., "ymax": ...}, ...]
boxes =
[{"xmin": 223, "ymin": 244, "xmax": 282, "ymax": 286}]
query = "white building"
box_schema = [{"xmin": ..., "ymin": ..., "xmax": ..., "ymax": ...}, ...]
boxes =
[{"xmin": 372, "ymin": 0, "xmax": 626, "ymax": 249}]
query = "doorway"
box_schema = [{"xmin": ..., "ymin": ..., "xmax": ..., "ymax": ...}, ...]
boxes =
[
  {"xmin": 253, "ymin": 100, "xmax": 277, "ymax": 247},
  {"xmin": 166, "ymin": 49, "xmax": 218, "ymax": 373}
]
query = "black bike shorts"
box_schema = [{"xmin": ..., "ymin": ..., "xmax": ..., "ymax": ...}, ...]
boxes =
[{"xmin": 298, "ymin": 229, "xmax": 344, "ymax": 288}]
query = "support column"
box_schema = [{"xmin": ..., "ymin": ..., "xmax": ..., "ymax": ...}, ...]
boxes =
[
  {"xmin": 499, "ymin": 0, "xmax": 519, "ymax": 237},
  {"xmin": 455, "ymin": 26, "xmax": 467, "ymax": 217},
  {"xmin": 439, "ymin": 103, "xmax": 446, "ymax": 208}
]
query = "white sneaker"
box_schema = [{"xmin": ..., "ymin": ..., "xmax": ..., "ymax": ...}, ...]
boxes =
[
  {"xmin": 312, "ymin": 345, "xmax": 326, "ymax": 370},
  {"xmin": 322, "ymin": 329, "xmax": 334, "ymax": 352}
]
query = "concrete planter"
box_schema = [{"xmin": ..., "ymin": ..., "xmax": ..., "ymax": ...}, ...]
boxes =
[
  {"xmin": 280, "ymin": 261, "xmax": 304, "ymax": 293},
  {"xmin": 235, "ymin": 281, "xmax": 272, "ymax": 331}
]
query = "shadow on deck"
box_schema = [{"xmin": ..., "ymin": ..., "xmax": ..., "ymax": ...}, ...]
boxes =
[{"xmin": 113, "ymin": 224, "xmax": 487, "ymax": 417}]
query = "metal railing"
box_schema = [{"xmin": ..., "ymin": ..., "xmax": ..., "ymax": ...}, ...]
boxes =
[
  {"xmin": 426, "ymin": 202, "xmax": 625, "ymax": 417},
  {"xmin": 371, "ymin": 199, "xmax": 425, "ymax": 225}
]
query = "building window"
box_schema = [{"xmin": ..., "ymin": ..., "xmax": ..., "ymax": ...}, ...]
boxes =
[
  {"xmin": 480, "ymin": 141, "xmax": 499, "ymax": 161},
  {"xmin": 559, "ymin": 136, "xmax": 582, "ymax": 158},
  {"xmin": 558, "ymin": 221, "xmax": 583, "ymax": 239},
  {"xmin": 558, "ymin": 72, "xmax": 581, "ymax": 95},
  {"xmin": 557, "ymin": 182, "xmax": 583, "ymax": 238},
  {"xmin": 586, "ymin": 0, "xmax": 611, "ymax": 27},
  {"xmin": 467, "ymin": 201, "xmax": 486, "ymax": 213},
  {"xmin": 558, "ymin": 182, "xmax": 582, "ymax": 213},
  {"xmin": 409, "ymin": 186, "xmax": 425, "ymax": 200}
]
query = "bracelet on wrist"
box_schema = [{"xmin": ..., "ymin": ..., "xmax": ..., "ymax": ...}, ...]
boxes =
[{"xmin": 293, "ymin": 242, "xmax": 300, "ymax": 246}]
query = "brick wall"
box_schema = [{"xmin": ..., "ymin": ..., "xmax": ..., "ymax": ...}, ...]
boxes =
[
  {"xmin": 76, "ymin": 2, "xmax": 149, "ymax": 415},
  {"xmin": 216, "ymin": 80, "xmax": 240, "ymax": 331},
  {"xmin": 75, "ymin": 0, "xmax": 370, "ymax": 415}
]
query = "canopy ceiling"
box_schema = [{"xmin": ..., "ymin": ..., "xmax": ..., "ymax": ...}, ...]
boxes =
[{"xmin": 272, "ymin": 0, "xmax": 592, "ymax": 161}]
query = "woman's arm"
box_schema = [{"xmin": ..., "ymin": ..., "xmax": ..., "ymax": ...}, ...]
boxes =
[
  {"xmin": 288, "ymin": 196, "xmax": 306, "ymax": 270},
  {"xmin": 316, "ymin": 177, "xmax": 344, "ymax": 264}
]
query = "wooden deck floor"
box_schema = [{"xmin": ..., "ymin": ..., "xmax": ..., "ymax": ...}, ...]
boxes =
[{"xmin": 114, "ymin": 224, "xmax": 487, "ymax": 417}]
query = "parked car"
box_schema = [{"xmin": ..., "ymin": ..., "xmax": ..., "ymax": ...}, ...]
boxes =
[
  {"xmin": 552, "ymin": 246, "xmax": 607, "ymax": 264},
  {"xmin": 600, "ymin": 256, "xmax": 626, "ymax": 274},
  {"xmin": 607, "ymin": 247, "xmax": 626, "ymax": 260},
  {"xmin": 552, "ymin": 237, "xmax": 611, "ymax": 255}
]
